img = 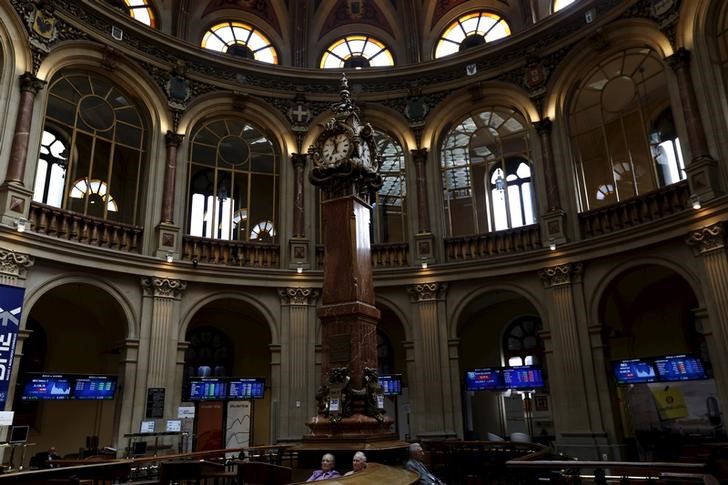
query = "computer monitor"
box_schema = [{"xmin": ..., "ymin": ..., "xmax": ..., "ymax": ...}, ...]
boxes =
[
  {"xmin": 379, "ymin": 374, "xmax": 403, "ymax": 395},
  {"xmin": 9, "ymin": 425, "xmax": 29, "ymax": 444},
  {"xmin": 165, "ymin": 419, "xmax": 182, "ymax": 433},
  {"xmin": 139, "ymin": 420, "xmax": 156, "ymax": 434},
  {"xmin": 228, "ymin": 378, "xmax": 265, "ymax": 400},
  {"xmin": 465, "ymin": 368, "xmax": 504, "ymax": 391},
  {"xmin": 613, "ymin": 358, "xmax": 658, "ymax": 384}
]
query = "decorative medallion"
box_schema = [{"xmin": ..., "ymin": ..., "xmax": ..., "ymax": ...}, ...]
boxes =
[
  {"xmin": 288, "ymin": 97, "xmax": 312, "ymax": 130},
  {"xmin": 524, "ymin": 61, "xmax": 547, "ymax": 90},
  {"xmin": 26, "ymin": 4, "xmax": 58, "ymax": 52}
]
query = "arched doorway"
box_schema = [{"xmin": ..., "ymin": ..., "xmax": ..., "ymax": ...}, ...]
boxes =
[{"xmin": 377, "ymin": 305, "xmax": 408, "ymax": 440}]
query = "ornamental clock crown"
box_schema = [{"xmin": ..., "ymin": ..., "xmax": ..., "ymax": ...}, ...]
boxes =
[{"xmin": 309, "ymin": 75, "xmax": 382, "ymax": 197}]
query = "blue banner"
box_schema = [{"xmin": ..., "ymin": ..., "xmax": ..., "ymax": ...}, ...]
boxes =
[{"xmin": 0, "ymin": 284, "xmax": 24, "ymax": 409}]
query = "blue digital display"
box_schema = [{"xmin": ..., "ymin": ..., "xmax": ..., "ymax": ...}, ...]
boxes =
[
  {"xmin": 189, "ymin": 379, "xmax": 227, "ymax": 400},
  {"xmin": 22, "ymin": 375, "xmax": 72, "ymax": 400},
  {"xmin": 72, "ymin": 376, "xmax": 117, "ymax": 400},
  {"xmin": 379, "ymin": 375, "xmax": 402, "ymax": 395},
  {"xmin": 465, "ymin": 368, "xmax": 504, "ymax": 391},
  {"xmin": 503, "ymin": 366, "xmax": 545, "ymax": 389},
  {"xmin": 228, "ymin": 378, "xmax": 265, "ymax": 399},
  {"xmin": 613, "ymin": 359, "xmax": 658, "ymax": 384},
  {"xmin": 654, "ymin": 355, "xmax": 707, "ymax": 382}
]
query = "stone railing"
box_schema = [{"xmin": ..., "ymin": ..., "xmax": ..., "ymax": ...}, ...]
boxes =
[
  {"xmin": 444, "ymin": 225, "xmax": 543, "ymax": 261},
  {"xmin": 28, "ymin": 202, "xmax": 143, "ymax": 253},
  {"xmin": 181, "ymin": 236, "xmax": 280, "ymax": 268},
  {"xmin": 315, "ymin": 243, "xmax": 410, "ymax": 269},
  {"xmin": 578, "ymin": 181, "xmax": 690, "ymax": 239}
]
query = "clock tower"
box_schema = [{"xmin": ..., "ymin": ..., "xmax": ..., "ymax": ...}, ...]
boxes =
[{"xmin": 303, "ymin": 76, "xmax": 401, "ymax": 456}]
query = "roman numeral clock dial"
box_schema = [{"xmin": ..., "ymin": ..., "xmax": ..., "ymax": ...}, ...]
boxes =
[{"xmin": 321, "ymin": 133, "xmax": 351, "ymax": 164}]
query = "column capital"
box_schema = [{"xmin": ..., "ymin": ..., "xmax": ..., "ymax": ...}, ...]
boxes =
[
  {"xmin": 0, "ymin": 247, "xmax": 34, "ymax": 278},
  {"xmin": 278, "ymin": 287, "xmax": 319, "ymax": 305},
  {"xmin": 291, "ymin": 152, "xmax": 308, "ymax": 168},
  {"xmin": 165, "ymin": 131, "xmax": 184, "ymax": 148},
  {"xmin": 141, "ymin": 277, "xmax": 187, "ymax": 299},
  {"xmin": 539, "ymin": 263, "xmax": 583, "ymax": 288},
  {"xmin": 665, "ymin": 47, "xmax": 690, "ymax": 71},
  {"xmin": 686, "ymin": 223, "xmax": 725, "ymax": 255},
  {"xmin": 407, "ymin": 282, "xmax": 447, "ymax": 302},
  {"xmin": 19, "ymin": 72, "xmax": 46, "ymax": 94},
  {"xmin": 533, "ymin": 117, "xmax": 552, "ymax": 135},
  {"xmin": 410, "ymin": 147, "xmax": 428, "ymax": 165}
]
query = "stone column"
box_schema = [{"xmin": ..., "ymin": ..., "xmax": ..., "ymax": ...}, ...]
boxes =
[
  {"xmin": 407, "ymin": 282, "xmax": 458, "ymax": 439},
  {"xmin": 412, "ymin": 148, "xmax": 434, "ymax": 265},
  {"xmin": 277, "ymin": 287, "xmax": 319, "ymax": 440},
  {"xmin": 291, "ymin": 153, "xmax": 307, "ymax": 238},
  {"xmin": 140, "ymin": 277, "xmax": 187, "ymax": 420},
  {"xmin": 665, "ymin": 48, "xmax": 721, "ymax": 200},
  {"xmin": 686, "ymin": 224, "xmax": 728, "ymax": 411},
  {"xmin": 116, "ymin": 338, "xmax": 140, "ymax": 449},
  {"xmin": 534, "ymin": 118, "xmax": 567, "ymax": 244},
  {"xmin": 161, "ymin": 132, "xmax": 184, "ymax": 224}
]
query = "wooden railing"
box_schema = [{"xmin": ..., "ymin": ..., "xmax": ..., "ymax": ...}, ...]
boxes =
[
  {"xmin": 28, "ymin": 202, "xmax": 143, "ymax": 253},
  {"xmin": 578, "ymin": 180, "xmax": 690, "ymax": 239},
  {"xmin": 444, "ymin": 224, "xmax": 543, "ymax": 261},
  {"xmin": 181, "ymin": 236, "xmax": 280, "ymax": 268},
  {"xmin": 314, "ymin": 243, "xmax": 410, "ymax": 269}
]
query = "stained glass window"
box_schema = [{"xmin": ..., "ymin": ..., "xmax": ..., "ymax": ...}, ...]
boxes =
[
  {"xmin": 320, "ymin": 35, "xmax": 394, "ymax": 69},
  {"xmin": 435, "ymin": 11, "xmax": 510, "ymax": 59},
  {"xmin": 202, "ymin": 22, "xmax": 278, "ymax": 64}
]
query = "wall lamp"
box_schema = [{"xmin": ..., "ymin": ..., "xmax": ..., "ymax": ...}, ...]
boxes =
[
  {"xmin": 16, "ymin": 217, "xmax": 27, "ymax": 233},
  {"xmin": 689, "ymin": 194, "xmax": 701, "ymax": 210},
  {"xmin": 420, "ymin": 258, "xmax": 428, "ymax": 269},
  {"xmin": 549, "ymin": 239, "xmax": 557, "ymax": 251},
  {"xmin": 297, "ymin": 262, "xmax": 303, "ymax": 274},
  {"xmin": 166, "ymin": 252, "xmax": 174, "ymax": 263}
]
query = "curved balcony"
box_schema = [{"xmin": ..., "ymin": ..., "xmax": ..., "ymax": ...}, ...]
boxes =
[
  {"xmin": 181, "ymin": 236, "xmax": 280, "ymax": 268},
  {"xmin": 445, "ymin": 225, "xmax": 543, "ymax": 262}
]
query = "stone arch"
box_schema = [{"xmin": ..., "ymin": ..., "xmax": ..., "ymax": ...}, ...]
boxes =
[{"xmin": 375, "ymin": 294, "xmax": 413, "ymax": 341}]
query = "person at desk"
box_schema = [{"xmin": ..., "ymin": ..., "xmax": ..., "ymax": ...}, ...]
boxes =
[
  {"xmin": 344, "ymin": 451, "xmax": 367, "ymax": 476},
  {"xmin": 406, "ymin": 443, "xmax": 446, "ymax": 485},
  {"xmin": 306, "ymin": 453, "xmax": 341, "ymax": 481},
  {"xmin": 31, "ymin": 446, "xmax": 61, "ymax": 469}
]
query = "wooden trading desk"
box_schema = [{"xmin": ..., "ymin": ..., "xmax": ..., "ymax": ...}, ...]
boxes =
[{"xmin": 0, "ymin": 441, "xmax": 36, "ymax": 471}]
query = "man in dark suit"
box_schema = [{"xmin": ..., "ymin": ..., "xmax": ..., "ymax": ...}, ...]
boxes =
[{"xmin": 405, "ymin": 443, "xmax": 446, "ymax": 485}]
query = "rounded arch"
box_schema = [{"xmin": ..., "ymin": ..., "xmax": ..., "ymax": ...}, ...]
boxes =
[
  {"xmin": 676, "ymin": 0, "xmax": 710, "ymax": 51},
  {"xmin": 360, "ymin": 105, "xmax": 416, "ymax": 152},
  {"xmin": 375, "ymin": 294, "xmax": 413, "ymax": 341},
  {"xmin": 449, "ymin": 282, "xmax": 548, "ymax": 339},
  {"xmin": 0, "ymin": 2, "xmax": 32, "ymax": 74},
  {"xmin": 196, "ymin": 16, "xmax": 284, "ymax": 65},
  {"xmin": 180, "ymin": 292, "xmax": 279, "ymax": 345},
  {"xmin": 313, "ymin": 29, "xmax": 400, "ymax": 69},
  {"xmin": 22, "ymin": 274, "xmax": 139, "ymax": 339},
  {"xmin": 587, "ymin": 256, "xmax": 704, "ymax": 330},
  {"xmin": 544, "ymin": 19, "xmax": 674, "ymax": 120}
]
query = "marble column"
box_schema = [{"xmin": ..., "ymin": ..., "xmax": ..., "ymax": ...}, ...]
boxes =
[
  {"xmin": 277, "ymin": 287, "xmax": 319, "ymax": 440},
  {"xmin": 161, "ymin": 132, "xmax": 184, "ymax": 224},
  {"xmin": 139, "ymin": 277, "xmax": 187, "ymax": 421},
  {"xmin": 686, "ymin": 224, "xmax": 728, "ymax": 412},
  {"xmin": 5, "ymin": 73, "xmax": 45, "ymax": 185},
  {"xmin": 411, "ymin": 149, "xmax": 435, "ymax": 264},
  {"xmin": 665, "ymin": 48, "xmax": 720, "ymax": 200},
  {"xmin": 407, "ymin": 282, "xmax": 458, "ymax": 439}
]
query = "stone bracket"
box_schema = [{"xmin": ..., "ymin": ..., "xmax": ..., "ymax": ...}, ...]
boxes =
[
  {"xmin": 155, "ymin": 221, "xmax": 180, "ymax": 258},
  {"xmin": 0, "ymin": 182, "xmax": 32, "ymax": 228},
  {"xmin": 414, "ymin": 232, "xmax": 434, "ymax": 265},
  {"xmin": 289, "ymin": 237, "xmax": 310, "ymax": 270},
  {"xmin": 541, "ymin": 208, "xmax": 567, "ymax": 244},
  {"xmin": 686, "ymin": 157, "xmax": 722, "ymax": 202}
]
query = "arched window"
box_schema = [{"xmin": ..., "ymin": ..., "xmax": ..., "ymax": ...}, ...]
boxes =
[
  {"xmin": 435, "ymin": 11, "xmax": 511, "ymax": 59},
  {"xmin": 34, "ymin": 72, "xmax": 148, "ymax": 224},
  {"xmin": 372, "ymin": 132, "xmax": 407, "ymax": 243},
  {"xmin": 202, "ymin": 21, "xmax": 278, "ymax": 64},
  {"xmin": 650, "ymin": 108, "xmax": 685, "ymax": 186},
  {"xmin": 187, "ymin": 118, "xmax": 279, "ymax": 243},
  {"xmin": 122, "ymin": 0, "xmax": 156, "ymax": 27},
  {"xmin": 320, "ymin": 35, "xmax": 394, "ymax": 69},
  {"xmin": 553, "ymin": 0, "xmax": 578, "ymax": 13},
  {"xmin": 569, "ymin": 48, "xmax": 680, "ymax": 210},
  {"xmin": 502, "ymin": 317, "xmax": 544, "ymax": 367},
  {"xmin": 441, "ymin": 108, "xmax": 536, "ymax": 236}
]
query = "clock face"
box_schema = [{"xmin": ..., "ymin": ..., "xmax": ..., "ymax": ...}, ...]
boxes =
[{"xmin": 321, "ymin": 133, "xmax": 351, "ymax": 164}]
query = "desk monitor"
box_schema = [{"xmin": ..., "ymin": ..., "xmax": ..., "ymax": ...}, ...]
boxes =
[
  {"xmin": 165, "ymin": 419, "xmax": 182, "ymax": 433},
  {"xmin": 654, "ymin": 354, "xmax": 708, "ymax": 382},
  {"xmin": 21, "ymin": 374, "xmax": 72, "ymax": 400},
  {"xmin": 228, "ymin": 378, "xmax": 265, "ymax": 399},
  {"xmin": 465, "ymin": 368, "xmax": 504, "ymax": 391},
  {"xmin": 379, "ymin": 374, "xmax": 403, "ymax": 395},
  {"xmin": 72, "ymin": 375, "xmax": 117, "ymax": 400},
  {"xmin": 8, "ymin": 425, "xmax": 29, "ymax": 444},
  {"xmin": 139, "ymin": 420, "xmax": 156, "ymax": 434},
  {"xmin": 189, "ymin": 378, "xmax": 227, "ymax": 400},
  {"xmin": 503, "ymin": 366, "xmax": 545, "ymax": 389},
  {"xmin": 613, "ymin": 359, "xmax": 658, "ymax": 384}
]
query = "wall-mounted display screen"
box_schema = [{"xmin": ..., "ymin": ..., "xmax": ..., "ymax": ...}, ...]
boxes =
[
  {"xmin": 654, "ymin": 354, "xmax": 707, "ymax": 382},
  {"xmin": 465, "ymin": 368, "xmax": 504, "ymax": 391},
  {"xmin": 72, "ymin": 376, "xmax": 117, "ymax": 400},
  {"xmin": 503, "ymin": 366, "xmax": 545, "ymax": 389},
  {"xmin": 379, "ymin": 374, "xmax": 403, "ymax": 395},
  {"xmin": 613, "ymin": 359, "xmax": 658, "ymax": 384},
  {"xmin": 21, "ymin": 375, "xmax": 72, "ymax": 400},
  {"xmin": 139, "ymin": 420, "xmax": 156, "ymax": 433},
  {"xmin": 189, "ymin": 378, "xmax": 227, "ymax": 400},
  {"xmin": 166, "ymin": 419, "xmax": 182, "ymax": 433},
  {"xmin": 228, "ymin": 378, "xmax": 265, "ymax": 399}
]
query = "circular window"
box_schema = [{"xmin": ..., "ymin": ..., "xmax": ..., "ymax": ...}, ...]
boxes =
[
  {"xmin": 219, "ymin": 135, "xmax": 249, "ymax": 166},
  {"xmin": 79, "ymin": 96, "xmax": 115, "ymax": 131}
]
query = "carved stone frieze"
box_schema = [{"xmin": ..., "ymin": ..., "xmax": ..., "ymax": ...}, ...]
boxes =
[
  {"xmin": 142, "ymin": 277, "xmax": 187, "ymax": 299},
  {"xmin": 686, "ymin": 223, "xmax": 726, "ymax": 256},
  {"xmin": 407, "ymin": 282, "xmax": 448, "ymax": 302},
  {"xmin": 539, "ymin": 263, "xmax": 583, "ymax": 288},
  {"xmin": 278, "ymin": 287, "xmax": 320, "ymax": 306},
  {"xmin": 0, "ymin": 248, "xmax": 34, "ymax": 278}
]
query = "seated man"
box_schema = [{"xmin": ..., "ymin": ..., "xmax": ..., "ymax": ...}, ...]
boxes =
[
  {"xmin": 306, "ymin": 453, "xmax": 341, "ymax": 482},
  {"xmin": 344, "ymin": 451, "xmax": 367, "ymax": 476},
  {"xmin": 405, "ymin": 443, "xmax": 446, "ymax": 485}
]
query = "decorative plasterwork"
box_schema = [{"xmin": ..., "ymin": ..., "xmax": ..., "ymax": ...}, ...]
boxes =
[
  {"xmin": 142, "ymin": 277, "xmax": 187, "ymax": 299},
  {"xmin": 278, "ymin": 287, "xmax": 320, "ymax": 306},
  {"xmin": 407, "ymin": 282, "xmax": 448, "ymax": 302},
  {"xmin": 539, "ymin": 263, "xmax": 583, "ymax": 288},
  {"xmin": 0, "ymin": 248, "xmax": 34, "ymax": 279},
  {"xmin": 686, "ymin": 223, "xmax": 726, "ymax": 256}
]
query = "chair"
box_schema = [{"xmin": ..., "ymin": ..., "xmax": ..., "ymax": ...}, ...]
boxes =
[
  {"xmin": 487, "ymin": 432, "xmax": 505, "ymax": 442},
  {"xmin": 237, "ymin": 461, "xmax": 293, "ymax": 485},
  {"xmin": 510, "ymin": 432, "xmax": 531, "ymax": 442}
]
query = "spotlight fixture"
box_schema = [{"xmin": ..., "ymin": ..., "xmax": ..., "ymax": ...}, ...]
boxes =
[
  {"xmin": 689, "ymin": 194, "xmax": 701, "ymax": 210},
  {"xmin": 16, "ymin": 217, "xmax": 27, "ymax": 233},
  {"xmin": 420, "ymin": 258, "xmax": 428, "ymax": 270},
  {"xmin": 297, "ymin": 262, "xmax": 303, "ymax": 274},
  {"xmin": 549, "ymin": 239, "xmax": 557, "ymax": 251},
  {"xmin": 166, "ymin": 252, "xmax": 174, "ymax": 263}
]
